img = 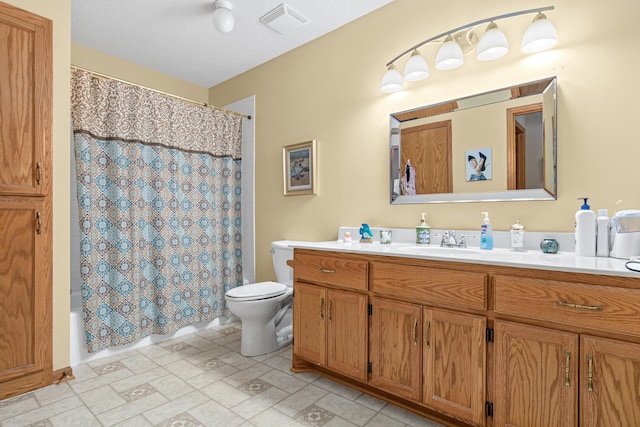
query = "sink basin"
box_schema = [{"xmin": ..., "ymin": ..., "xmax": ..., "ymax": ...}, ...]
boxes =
[{"xmin": 396, "ymin": 245, "xmax": 484, "ymax": 255}]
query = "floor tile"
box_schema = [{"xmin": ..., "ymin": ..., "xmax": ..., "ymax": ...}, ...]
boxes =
[
  {"xmin": 119, "ymin": 352, "xmax": 159, "ymax": 374},
  {"xmin": 70, "ymin": 367, "xmax": 133, "ymax": 394},
  {"xmin": 312, "ymin": 378, "xmax": 363, "ymax": 401},
  {"xmin": 250, "ymin": 408, "xmax": 306, "ymax": 427},
  {"xmin": 48, "ymin": 404, "xmax": 102, "ymax": 427},
  {"xmin": 260, "ymin": 369, "xmax": 307, "ymax": 394},
  {"xmin": 354, "ymin": 393, "xmax": 387, "ymax": 412},
  {"xmin": 294, "ymin": 404, "xmax": 336, "ymax": 426},
  {"xmin": 1, "ymin": 396, "xmax": 84, "ymax": 427},
  {"xmin": 96, "ymin": 392, "xmax": 167, "ymax": 426},
  {"xmin": 163, "ymin": 359, "xmax": 206, "ymax": 381},
  {"xmin": 380, "ymin": 405, "xmax": 443, "ymax": 427},
  {"xmin": 186, "ymin": 363, "xmax": 240, "ymax": 389},
  {"xmin": 32, "ymin": 383, "xmax": 76, "ymax": 407},
  {"xmin": 109, "ymin": 366, "xmax": 169, "ymax": 392},
  {"xmin": 149, "ymin": 373, "xmax": 196, "ymax": 400},
  {"xmin": 77, "ymin": 384, "xmax": 127, "ymax": 414},
  {"xmin": 200, "ymin": 380, "xmax": 250, "ymax": 408},
  {"xmin": 230, "ymin": 386, "xmax": 289, "ymax": 420},
  {"xmin": 0, "ymin": 394, "xmax": 40, "ymax": 422},
  {"xmin": 363, "ymin": 413, "xmax": 405, "ymax": 427},
  {"xmin": 188, "ymin": 400, "xmax": 245, "ymax": 427},
  {"xmin": 222, "ymin": 363, "xmax": 271, "ymax": 387},
  {"xmin": 111, "ymin": 415, "xmax": 154, "ymax": 427},
  {"xmin": 142, "ymin": 390, "xmax": 209, "ymax": 425},
  {"xmin": 315, "ymin": 393, "xmax": 376, "ymax": 426},
  {"xmin": 274, "ymin": 384, "xmax": 328, "ymax": 417}
]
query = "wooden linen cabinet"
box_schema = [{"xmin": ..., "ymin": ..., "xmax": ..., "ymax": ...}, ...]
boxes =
[{"xmin": 0, "ymin": 1, "xmax": 53, "ymax": 399}]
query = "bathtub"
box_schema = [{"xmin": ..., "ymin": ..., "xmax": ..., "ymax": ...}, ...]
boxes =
[{"xmin": 69, "ymin": 290, "xmax": 235, "ymax": 366}]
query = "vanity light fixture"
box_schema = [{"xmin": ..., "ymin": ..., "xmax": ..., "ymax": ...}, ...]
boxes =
[
  {"xmin": 380, "ymin": 6, "xmax": 557, "ymax": 92},
  {"xmin": 213, "ymin": 0, "xmax": 234, "ymax": 33}
]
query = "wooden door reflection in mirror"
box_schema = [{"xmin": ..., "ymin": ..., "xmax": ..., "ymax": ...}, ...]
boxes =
[{"xmin": 507, "ymin": 104, "xmax": 543, "ymax": 191}]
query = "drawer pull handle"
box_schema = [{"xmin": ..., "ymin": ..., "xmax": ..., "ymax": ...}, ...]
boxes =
[
  {"xmin": 425, "ymin": 320, "xmax": 431, "ymax": 349},
  {"xmin": 587, "ymin": 354, "xmax": 594, "ymax": 392},
  {"xmin": 328, "ymin": 300, "xmax": 332, "ymax": 323},
  {"xmin": 556, "ymin": 300, "xmax": 603, "ymax": 311},
  {"xmin": 564, "ymin": 350, "xmax": 571, "ymax": 387},
  {"xmin": 320, "ymin": 298, "xmax": 325, "ymax": 320},
  {"xmin": 412, "ymin": 318, "xmax": 418, "ymax": 346},
  {"xmin": 318, "ymin": 268, "xmax": 336, "ymax": 274}
]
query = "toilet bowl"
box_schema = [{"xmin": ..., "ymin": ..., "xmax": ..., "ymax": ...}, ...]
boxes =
[{"xmin": 225, "ymin": 241, "xmax": 296, "ymax": 356}]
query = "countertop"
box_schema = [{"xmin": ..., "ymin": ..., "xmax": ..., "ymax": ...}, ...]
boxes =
[{"xmin": 288, "ymin": 240, "xmax": 640, "ymax": 279}]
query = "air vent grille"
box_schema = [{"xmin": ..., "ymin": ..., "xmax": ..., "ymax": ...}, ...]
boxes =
[{"xmin": 259, "ymin": 3, "xmax": 310, "ymax": 34}]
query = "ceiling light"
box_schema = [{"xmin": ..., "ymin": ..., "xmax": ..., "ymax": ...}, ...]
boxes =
[
  {"xmin": 380, "ymin": 64, "xmax": 403, "ymax": 93},
  {"xmin": 213, "ymin": 0, "xmax": 234, "ymax": 33},
  {"xmin": 521, "ymin": 12, "xmax": 558, "ymax": 53},
  {"xmin": 403, "ymin": 50, "xmax": 430, "ymax": 81},
  {"xmin": 435, "ymin": 35, "xmax": 464, "ymax": 70},
  {"xmin": 380, "ymin": 6, "xmax": 557, "ymax": 92},
  {"xmin": 477, "ymin": 22, "xmax": 509, "ymax": 61}
]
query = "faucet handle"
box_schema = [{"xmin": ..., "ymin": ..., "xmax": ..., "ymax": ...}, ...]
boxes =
[{"xmin": 440, "ymin": 231, "xmax": 450, "ymax": 247}]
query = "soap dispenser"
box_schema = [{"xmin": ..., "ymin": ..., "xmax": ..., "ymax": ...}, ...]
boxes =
[
  {"xmin": 575, "ymin": 197, "xmax": 596, "ymax": 256},
  {"xmin": 416, "ymin": 212, "xmax": 430, "ymax": 244},
  {"xmin": 510, "ymin": 220, "xmax": 526, "ymax": 251},
  {"xmin": 480, "ymin": 212, "xmax": 494, "ymax": 250}
]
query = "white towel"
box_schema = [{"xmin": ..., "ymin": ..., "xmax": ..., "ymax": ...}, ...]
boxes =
[{"xmin": 277, "ymin": 325, "xmax": 293, "ymax": 338}]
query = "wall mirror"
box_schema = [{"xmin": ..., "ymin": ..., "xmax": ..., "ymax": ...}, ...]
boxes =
[{"xmin": 390, "ymin": 77, "xmax": 557, "ymax": 204}]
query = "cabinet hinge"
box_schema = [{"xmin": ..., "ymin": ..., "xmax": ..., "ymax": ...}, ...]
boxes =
[
  {"xmin": 485, "ymin": 401, "xmax": 494, "ymax": 417},
  {"xmin": 367, "ymin": 362, "xmax": 372, "ymax": 374},
  {"xmin": 486, "ymin": 328, "xmax": 494, "ymax": 343},
  {"xmin": 368, "ymin": 304, "xmax": 373, "ymax": 315}
]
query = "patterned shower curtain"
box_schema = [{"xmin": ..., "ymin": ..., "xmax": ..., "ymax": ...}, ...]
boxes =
[{"xmin": 71, "ymin": 69, "xmax": 243, "ymax": 353}]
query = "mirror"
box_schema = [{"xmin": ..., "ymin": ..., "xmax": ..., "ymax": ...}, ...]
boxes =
[{"xmin": 390, "ymin": 77, "xmax": 557, "ymax": 204}]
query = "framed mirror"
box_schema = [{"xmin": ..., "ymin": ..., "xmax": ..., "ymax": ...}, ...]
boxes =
[{"xmin": 390, "ymin": 77, "xmax": 557, "ymax": 204}]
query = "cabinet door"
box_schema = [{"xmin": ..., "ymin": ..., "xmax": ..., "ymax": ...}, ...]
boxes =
[
  {"xmin": 423, "ymin": 308, "xmax": 486, "ymax": 426},
  {"xmin": 0, "ymin": 200, "xmax": 51, "ymax": 399},
  {"xmin": 326, "ymin": 289, "xmax": 368, "ymax": 382},
  {"xmin": 370, "ymin": 297, "xmax": 421, "ymax": 401},
  {"xmin": 581, "ymin": 336, "xmax": 640, "ymax": 427},
  {"xmin": 0, "ymin": 3, "xmax": 51, "ymax": 196},
  {"xmin": 494, "ymin": 321, "xmax": 578, "ymax": 427},
  {"xmin": 293, "ymin": 282, "xmax": 326, "ymax": 365}
]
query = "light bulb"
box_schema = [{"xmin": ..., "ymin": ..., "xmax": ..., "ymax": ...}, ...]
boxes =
[
  {"xmin": 521, "ymin": 13, "xmax": 558, "ymax": 53},
  {"xmin": 213, "ymin": 0, "xmax": 234, "ymax": 33},
  {"xmin": 477, "ymin": 22, "xmax": 509, "ymax": 61},
  {"xmin": 435, "ymin": 35, "xmax": 464, "ymax": 70},
  {"xmin": 380, "ymin": 65, "xmax": 403, "ymax": 93}
]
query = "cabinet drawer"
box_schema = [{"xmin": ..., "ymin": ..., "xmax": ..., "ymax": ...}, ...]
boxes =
[
  {"xmin": 371, "ymin": 261, "xmax": 487, "ymax": 310},
  {"xmin": 495, "ymin": 275, "xmax": 640, "ymax": 337},
  {"xmin": 295, "ymin": 252, "xmax": 368, "ymax": 290}
]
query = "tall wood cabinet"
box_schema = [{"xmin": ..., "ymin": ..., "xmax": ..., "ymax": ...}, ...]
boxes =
[{"xmin": 0, "ymin": 1, "xmax": 53, "ymax": 400}]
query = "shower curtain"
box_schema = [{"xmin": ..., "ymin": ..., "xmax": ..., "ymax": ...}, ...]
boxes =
[{"xmin": 71, "ymin": 69, "xmax": 243, "ymax": 353}]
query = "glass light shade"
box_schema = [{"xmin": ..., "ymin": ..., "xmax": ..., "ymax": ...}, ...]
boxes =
[
  {"xmin": 477, "ymin": 22, "xmax": 509, "ymax": 61},
  {"xmin": 521, "ymin": 13, "xmax": 558, "ymax": 53},
  {"xmin": 435, "ymin": 36, "xmax": 464, "ymax": 70},
  {"xmin": 403, "ymin": 50, "xmax": 430, "ymax": 81},
  {"xmin": 380, "ymin": 65, "xmax": 404, "ymax": 92},
  {"xmin": 213, "ymin": 0, "xmax": 234, "ymax": 33}
]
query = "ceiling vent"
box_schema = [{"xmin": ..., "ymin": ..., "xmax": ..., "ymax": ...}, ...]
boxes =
[{"xmin": 259, "ymin": 3, "xmax": 310, "ymax": 34}]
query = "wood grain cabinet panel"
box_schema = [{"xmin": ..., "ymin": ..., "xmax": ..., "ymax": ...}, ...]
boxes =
[
  {"xmin": 495, "ymin": 275, "xmax": 640, "ymax": 337},
  {"xmin": 0, "ymin": 2, "xmax": 51, "ymax": 197},
  {"xmin": 494, "ymin": 320, "xmax": 578, "ymax": 427},
  {"xmin": 580, "ymin": 336, "xmax": 640, "ymax": 427},
  {"xmin": 423, "ymin": 308, "xmax": 486, "ymax": 426},
  {"xmin": 295, "ymin": 251, "xmax": 368, "ymax": 290},
  {"xmin": 293, "ymin": 282, "xmax": 326, "ymax": 366},
  {"xmin": 372, "ymin": 261, "xmax": 486, "ymax": 310},
  {"xmin": 369, "ymin": 297, "xmax": 422, "ymax": 401}
]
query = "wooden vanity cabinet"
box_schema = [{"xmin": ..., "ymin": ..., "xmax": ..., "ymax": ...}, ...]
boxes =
[
  {"xmin": 494, "ymin": 273, "xmax": 640, "ymax": 426},
  {"xmin": 293, "ymin": 252, "xmax": 368, "ymax": 382}
]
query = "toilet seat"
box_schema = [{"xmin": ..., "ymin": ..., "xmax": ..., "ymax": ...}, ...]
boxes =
[{"xmin": 226, "ymin": 281, "xmax": 287, "ymax": 302}]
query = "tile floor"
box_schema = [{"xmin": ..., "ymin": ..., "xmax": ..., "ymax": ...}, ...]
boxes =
[{"xmin": 0, "ymin": 322, "xmax": 443, "ymax": 427}]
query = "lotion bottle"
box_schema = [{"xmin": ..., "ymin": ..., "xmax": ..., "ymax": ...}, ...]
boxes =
[
  {"xmin": 480, "ymin": 212, "xmax": 494, "ymax": 250},
  {"xmin": 575, "ymin": 197, "xmax": 596, "ymax": 256},
  {"xmin": 510, "ymin": 220, "xmax": 526, "ymax": 251},
  {"xmin": 596, "ymin": 209, "xmax": 610, "ymax": 257},
  {"xmin": 416, "ymin": 212, "xmax": 430, "ymax": 244}
]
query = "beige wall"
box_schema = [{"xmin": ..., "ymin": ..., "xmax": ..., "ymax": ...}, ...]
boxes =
[
  {"xmin": 210, "ymin": 0, "xmax": 640, "ymax": 282},
  {"xmin": 4, "ymin": 0, "xmax": 71, "ymax": 370}
]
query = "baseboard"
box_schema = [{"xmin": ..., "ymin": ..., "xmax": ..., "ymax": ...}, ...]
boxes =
[{"xmin": 52, "ymin": 367, "xmax": 75, "ymax": 385}]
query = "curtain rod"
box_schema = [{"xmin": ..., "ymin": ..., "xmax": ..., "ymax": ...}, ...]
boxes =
[{"xmin": 70, "ymin": 65, "xmax": 251, "ymax": 120}]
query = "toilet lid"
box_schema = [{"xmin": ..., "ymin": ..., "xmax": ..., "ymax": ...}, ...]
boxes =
[{"xmin": 226, "ymin": 281, "xmax": 287, "ymax": 301}]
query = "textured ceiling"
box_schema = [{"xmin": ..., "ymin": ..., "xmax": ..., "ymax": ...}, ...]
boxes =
[{"xmin": 72, "ymin": 0, "xmax": 393, "ymax": 88}]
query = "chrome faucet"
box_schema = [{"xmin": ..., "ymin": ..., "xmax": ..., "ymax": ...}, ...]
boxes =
[{"xmin": 440, "ymin": 230, "xmax": 468, "ymax": 248}]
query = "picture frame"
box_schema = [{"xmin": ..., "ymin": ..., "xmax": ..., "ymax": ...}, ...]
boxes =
[
  {"xmin": 465, "ymin": 148, "xmax": 492, "ymax": 182},
  {"xmin": 283, "ymin": 140, "xmax": 317, "ymax": 196}
]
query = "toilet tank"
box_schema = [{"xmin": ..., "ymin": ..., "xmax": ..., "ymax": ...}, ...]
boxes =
[{"xmin": 271, "ymin": 241, "xmax": 297, "ymax": 286}]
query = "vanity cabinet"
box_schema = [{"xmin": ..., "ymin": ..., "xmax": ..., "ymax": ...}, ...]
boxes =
[
  {"xmin": 494, "ymin": 274, "xmax": 640, "ymax": 426},
  {"xmin": 292, "ymin": 248, "xmax": 640, "ymax": 426},
  {"xmin": 293, "ymin": 253, "xmax": 368, "ymax": 382}
]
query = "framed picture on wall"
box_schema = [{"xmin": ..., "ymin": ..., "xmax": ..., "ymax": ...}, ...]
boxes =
[
  {"xmin": 283, "ymin": 140, "xmax": 317, "ymax": 196},
  {"xmin": 466, "ymin": 148, "xmax": 492, "ymax": 182}
]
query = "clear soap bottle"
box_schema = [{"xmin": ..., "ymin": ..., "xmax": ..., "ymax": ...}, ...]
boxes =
[{"xmin": 510, "ymin": 220, "xmax": 525, "ymax": 251}]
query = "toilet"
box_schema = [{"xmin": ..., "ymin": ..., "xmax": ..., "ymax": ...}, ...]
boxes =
[{"xmin": 225, "ymin": 241, "xmax": 295, "ymax": 356}]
